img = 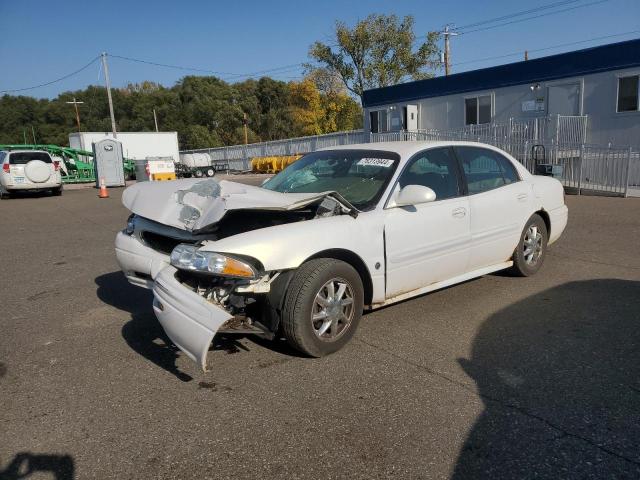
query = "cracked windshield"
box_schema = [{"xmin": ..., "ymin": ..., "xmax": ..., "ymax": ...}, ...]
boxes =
[{"xmin": 262, "ymin": 149, "xmax": 400, "ymax": 210}]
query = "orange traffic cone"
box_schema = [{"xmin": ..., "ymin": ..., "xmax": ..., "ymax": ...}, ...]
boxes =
[{"xmin": 98, "ymin": 177, "xmax": 109, "ymax": 199}]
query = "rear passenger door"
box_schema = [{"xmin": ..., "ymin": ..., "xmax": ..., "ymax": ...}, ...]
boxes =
[
  {"xmin": 384, "ymin": 147, "xmax": 470, "ymax": 298},
  {"xmin": 454, "ymin": 146, "xmax": 532, "ymax": 271}
]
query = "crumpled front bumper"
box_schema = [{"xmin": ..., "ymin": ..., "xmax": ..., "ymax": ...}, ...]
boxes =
[
  {"xmin": 152, "ymin": 266, "xmax": 233, "ymax": 371},
  {"xmin": 115, "ymin": 231, "xmax": 170, "ymax": 289}
]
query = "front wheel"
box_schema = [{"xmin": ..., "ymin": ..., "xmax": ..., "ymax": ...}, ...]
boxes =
[
  {"xmin": 281, "ymin": 259, "xmax": 364, "ymax": 357},
  {"xmin": 194, "ymin": 169, "xmax": 204, "ymax": 178},
  {"xmin": 510, "ymin": 214, "xmax": 548, "ymax": 276}
]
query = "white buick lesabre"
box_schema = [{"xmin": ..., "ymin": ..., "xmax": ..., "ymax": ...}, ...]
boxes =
[{"xmin": 115, "ymin": 141, "xmax": 568, "ymax": 370}]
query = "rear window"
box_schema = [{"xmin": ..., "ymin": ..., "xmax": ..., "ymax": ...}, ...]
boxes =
[{"xmin": 9, "ymin": 152, "xmax": 52, "ymax": 164}]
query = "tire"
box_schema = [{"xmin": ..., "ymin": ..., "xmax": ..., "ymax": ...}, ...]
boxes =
[
  {"xmin": 194, "ymin": 169, "xmax": 204, "ymax": 178},
  {"xmin": 281, "ymin": 258, "xmax": 364, "ymax": 357},
  {"xmin": 205, "ymin": 168, "xmax": 215, "ymax": 177},
  {"xmin": 510, "ymin": 214, "xmax": 548, "ymax": 277},
  {"xmin": 51, "ymin": 185, "xmax": 63, "ymax": 196}
]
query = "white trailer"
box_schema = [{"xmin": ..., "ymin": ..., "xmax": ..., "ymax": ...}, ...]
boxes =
[{"xmin": 69, "ymin": 132, "xmax": 180, "ymax": 163}]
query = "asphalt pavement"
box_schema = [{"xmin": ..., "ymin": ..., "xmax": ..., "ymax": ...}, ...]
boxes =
[{"xmin": 0, "ymin": 181, "xmax": 639, "ymax": 479}]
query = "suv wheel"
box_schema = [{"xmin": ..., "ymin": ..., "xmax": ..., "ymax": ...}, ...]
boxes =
[
  {"xmin": 51, "ymin": 185, "xmax": 63, "ymax": 196},
  {"xmin": 281, "ymin": 258, "xmax": 364, "ymax": 357}
]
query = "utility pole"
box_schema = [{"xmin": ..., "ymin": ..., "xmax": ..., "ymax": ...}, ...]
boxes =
[
  {"xmin": 243, "ymin": 112, "xmax": 248, "ymax": 145},
  {"xmin": 153, "ymin": 108, "xmax": 159, "ymax": 132},
  {"xmin": 65, "ymin": 97, "xmax": 84, "ymax": 132},
  {"xmin": 524, "ymin": 50, "xmax": 529, "ymax": 61},
  {"xmin": 101, "ymin": 52, "xmax": 117, "ymax": 138},
  {"xmin": 440, "ymin": 25, "xmax": 459, "ymax": 76}
]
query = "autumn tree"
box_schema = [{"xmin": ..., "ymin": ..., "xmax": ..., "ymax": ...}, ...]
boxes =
[{"xmin": 308, "ymin": 14, "xmax": 441, "ymax": 104}]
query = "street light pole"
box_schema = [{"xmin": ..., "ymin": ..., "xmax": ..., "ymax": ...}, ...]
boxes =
[
  {"xmin": 65, "ymin": 97, "xmax": 84, "ymax": 132},
  {"xmin": 101, "ymin": 52, "xmax": 118, "ymax": 139}
]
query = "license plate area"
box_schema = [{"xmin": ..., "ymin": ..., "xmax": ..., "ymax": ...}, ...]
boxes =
[{"xmin": 14, "ymin": 176, "xmax": 25, "ymax": 184}]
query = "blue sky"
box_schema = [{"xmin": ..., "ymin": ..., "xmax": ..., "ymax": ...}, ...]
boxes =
[{"xmin": 0, "ymin": 0, "xmax": 638, "ymax": 98}]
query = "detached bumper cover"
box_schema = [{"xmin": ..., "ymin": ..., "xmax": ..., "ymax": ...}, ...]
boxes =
[
  {"xmin": 152, "ymin": 266, "xmax": 233, "ymax": 371},
  {"xmin": 115, "ymin": 231, "xmax": 170, "ymax": 288}
]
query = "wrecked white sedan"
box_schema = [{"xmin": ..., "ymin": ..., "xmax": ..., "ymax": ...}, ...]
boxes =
[{"xmin": 115, "ymin": 142, "xmax": 568, "ymax": 370}]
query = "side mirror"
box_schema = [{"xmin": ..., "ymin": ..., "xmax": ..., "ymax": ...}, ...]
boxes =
[{"xmin": 395, "ymin": 185, "xmax": 436, "ymax": 207}]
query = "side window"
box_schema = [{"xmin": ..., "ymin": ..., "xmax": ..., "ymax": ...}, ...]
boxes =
[
  {"xmin": 456, "ymin": 147, "xmax": 510, "ymax": 194},
  {"xmin": 398, "ymin": 148, "xmax": 460, "ymax": 201},
  {"xmin": 494, "ymin": 153, "xmax": 520, "ymax": 185}
]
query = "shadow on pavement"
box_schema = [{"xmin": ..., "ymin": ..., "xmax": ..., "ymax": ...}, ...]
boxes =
[
  {"xmin": 95, "ymin": 271, "xmax": 193, "ymax": 382},
  {"xmin": 0, "ymin": 452, "xmax": 74, "ymax": 479},
  {"xmin": 453, "ymin": 279, "xmax": 640, "ymax": 479}
]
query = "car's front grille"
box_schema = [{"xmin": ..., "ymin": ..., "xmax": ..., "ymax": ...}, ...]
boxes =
[{"xmin": 141, "ymin": 231, "xmax": 194, "ymax": 255}]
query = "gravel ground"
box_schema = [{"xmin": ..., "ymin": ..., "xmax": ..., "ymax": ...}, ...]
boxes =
[{"xmin": 0, "ymin": 183, "xmax": 639, "ymax": 479}]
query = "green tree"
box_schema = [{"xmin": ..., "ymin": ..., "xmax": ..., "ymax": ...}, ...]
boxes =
[{"xmin": 308, "ymin": 14, "xmax": 441, "ymax": 104}]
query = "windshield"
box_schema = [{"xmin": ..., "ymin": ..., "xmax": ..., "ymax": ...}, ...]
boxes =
[{"xmin": 262, "ymin": 149, "xmax": 400, "ymax": 211}]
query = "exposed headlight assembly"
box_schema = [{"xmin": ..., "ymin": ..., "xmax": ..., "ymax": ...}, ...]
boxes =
[
  {"xmin": 125, "ymin": 214, "xmax": 136, "ymax": 235},
  {"xmin": 170, "ymin": 244, "xmax": 258, "ymax": 278}
]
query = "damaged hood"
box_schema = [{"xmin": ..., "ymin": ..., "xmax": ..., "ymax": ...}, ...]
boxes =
[{"xmin": 122, "ymin": 178, "xmax": 349, "ymax": 231}]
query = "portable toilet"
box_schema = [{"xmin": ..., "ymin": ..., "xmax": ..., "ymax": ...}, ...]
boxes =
[{"xmin": 93, "ymin": 138, "xmax": 125, "ymax": 187}]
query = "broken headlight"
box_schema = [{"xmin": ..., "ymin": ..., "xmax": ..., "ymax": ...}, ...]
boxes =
[{"xmin": 170, "ymin": 244, "xmax": 258, "ymax": 279}]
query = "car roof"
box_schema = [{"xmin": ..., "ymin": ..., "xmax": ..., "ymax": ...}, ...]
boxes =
[{"xmin": 318, "ymin": 141, "xmax": 507, "ymax": 160}]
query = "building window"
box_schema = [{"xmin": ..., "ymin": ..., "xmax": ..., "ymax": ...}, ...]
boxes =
[
  {"xmin": 465, "ymin": 95, "xmax": 492, "ymax": 125},
  {"xmin": 617, "ymin": 75, "xmax": 639, "ymax": 112},
  {"xmin": 370, "ymin": 110, "xmax": 389, "ymax": 133}
]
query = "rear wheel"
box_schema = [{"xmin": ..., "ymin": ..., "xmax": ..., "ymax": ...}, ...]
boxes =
[
  {"xmin": 51, "ymin": 185, "xmax": 63, "ymax": 196},
  {"xmin": 282, "ymin": 258, "xmax": 364, "ymax": 357},
  {"xmin": 510, "ymin": 214, "xmax": 548, "ymax": 276},
  {"xmin": 194, "ymin": 169, "xmax": 204, "ymax": 178},
  {"xmin": 206, "ymin": 168, "xmax": 215, "ymax": 177}
]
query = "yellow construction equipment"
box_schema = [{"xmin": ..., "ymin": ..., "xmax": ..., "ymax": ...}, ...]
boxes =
[{"xmin": 251, "ymin": 155, "xmax": 302, "ymax": 173}]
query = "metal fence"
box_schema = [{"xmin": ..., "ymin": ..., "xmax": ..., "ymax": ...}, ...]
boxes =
[{"xmin": 181, "ymin": 114, "xmax": 639, "ymax": 197}]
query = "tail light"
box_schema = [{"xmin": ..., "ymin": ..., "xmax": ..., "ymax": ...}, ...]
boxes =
[
  {"xmin": 145, "ymin": 163, "xmax": 150, "ymax": 177},
  {"xmin": 53, "ymin": 161, "xmax": 60, "ymax": 171},
  {"xmin": 2, "ymin": 163, "xmax": 9, "ymax": 173}
]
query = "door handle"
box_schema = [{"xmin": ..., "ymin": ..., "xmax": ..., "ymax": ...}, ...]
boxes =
[
  {"xmin": 452, "ymin": 207, "xmax": 466, "ymax": 218},
  {"xmin": 517, "ymin": 193, "xmax": 528, "ymax": 202}
]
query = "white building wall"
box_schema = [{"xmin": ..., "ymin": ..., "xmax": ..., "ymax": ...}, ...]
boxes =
[{"xmin": 68, "ymin": 132, "xmax": 180, "ymax": 162}]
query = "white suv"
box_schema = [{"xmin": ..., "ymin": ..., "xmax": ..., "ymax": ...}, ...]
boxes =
[{"xmin": 0, "ymin": 150, "xmax": 63, "ymax": 198}]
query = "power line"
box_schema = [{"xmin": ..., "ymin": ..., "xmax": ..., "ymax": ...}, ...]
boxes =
[
  {"xmin": 456, "ymin": 0, "xmax": 583, "ymax": 30},
  {"xmin": 108, "ymin": 54, "xmax": 238, "ymax": 76},
  {"xmin": 109, "ymin": 53, "xmax": 304, "ymax": 81},
  {"xmin": 0, "ymin": 56, "xmax": 101, "ymax": 94},
  {"xmin": 459, "ymin": 0, "xmax": 611, "ymax": 35},
  {"xmin": 451, "ymin": 30, "xmax": 640, "ymax": 67}
]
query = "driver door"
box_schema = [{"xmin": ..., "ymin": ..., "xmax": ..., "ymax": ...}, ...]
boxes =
[{"xmin": 384, "ymin": 147, "xmax": 471, "ymax": 298}]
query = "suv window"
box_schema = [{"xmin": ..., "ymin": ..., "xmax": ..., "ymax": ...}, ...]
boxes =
[
  {"xmin": 398, "ymin": 147, "xmax": 460, "ymax": 200},
  {"xmin": 456, "ymin": 147, "xmax": 517, "ymax": 194},
  {"xmin": 8, "ymin": 152, "xmax": 52, "ymax": 164}
]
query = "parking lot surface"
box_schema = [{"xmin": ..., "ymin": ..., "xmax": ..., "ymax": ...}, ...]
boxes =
[{"xmin": 1, "ymin": 184, "xmax": 639, "ymax": 479}]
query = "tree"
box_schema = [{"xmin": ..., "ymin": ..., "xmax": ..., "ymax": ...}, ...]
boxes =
[
  {"xmin": 289, "ymin": 75, "xmax": 362, "ymax": 135},
  {"xmin": 308, "ymin": 14, "xmax": 441, "ymax": 104}
]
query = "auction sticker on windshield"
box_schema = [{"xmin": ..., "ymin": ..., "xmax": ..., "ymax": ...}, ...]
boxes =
[{"xmin": 357, "ymin": 158, "xmax": 395, "ymax": 167}]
